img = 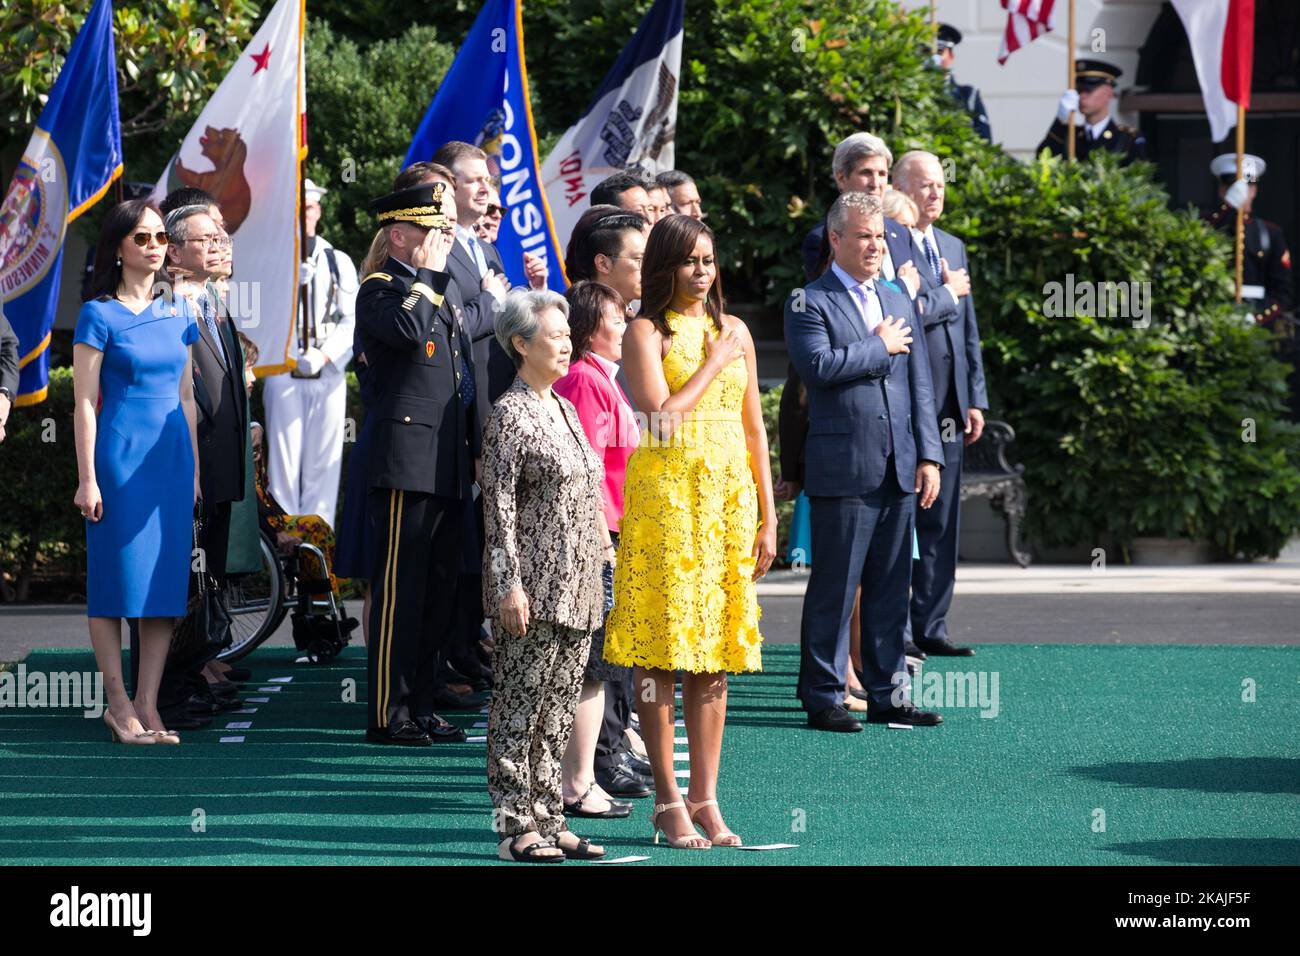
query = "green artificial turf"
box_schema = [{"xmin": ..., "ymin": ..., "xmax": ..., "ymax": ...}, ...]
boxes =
[{"xmin": 0, "ymin": 644, "xmax": 1295, "ymax": 865}]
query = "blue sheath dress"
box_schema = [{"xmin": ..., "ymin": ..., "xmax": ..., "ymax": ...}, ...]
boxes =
[{"xmin": 75, "ymin": 296, "xmax": 200, "ymax": 618}]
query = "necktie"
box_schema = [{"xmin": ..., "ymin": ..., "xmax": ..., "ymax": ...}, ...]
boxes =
[
  {"xmin": 200, "ymin": 295, "xmax": 226, "ymax": 367},
  {"xmin": 856, "ymin": 282, "xmax": 882, "ymax": 334},
  {"xmin": 923, "ymin": 235, "xmax": 942, "ymax": 281},
  {"xmin": 466, "ymin": 234, "xmax": 488, "ymax": 278}
]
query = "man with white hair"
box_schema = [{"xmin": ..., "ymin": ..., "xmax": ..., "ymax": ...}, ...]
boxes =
[
  {"xmin": 263, "ymin": 178, "xmax": 358, "ymax": 525},
  {"xmin": 891, "ymin": 149, "xmax": 987, "ymax": 658}
]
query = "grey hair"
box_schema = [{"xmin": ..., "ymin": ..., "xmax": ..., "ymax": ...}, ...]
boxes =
[
  {"xmin": 832, "ymin": 132, "xmax": 893, "ymax": 184},
  {"xmin": 891, "ymin": 150, "xmax": 941, "ymax": 191},
  {"xmin": 165, "ymin": 204, "xmax": 213, "ymax": 242},
  {"xmin": 827, "ymin": 192, "xmax": 884, "ymax": 237},
  {"xmin": 496, "ymin": 289, "xmax": 570, "ymax": 367}
]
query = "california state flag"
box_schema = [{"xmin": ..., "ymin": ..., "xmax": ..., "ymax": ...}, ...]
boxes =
[{"xmin": 153, "ymin": 0, "xmax": 306, "ymax": 374}]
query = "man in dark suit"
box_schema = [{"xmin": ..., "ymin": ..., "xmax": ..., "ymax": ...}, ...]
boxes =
[
  {"xmin": 892, "ymin": 150, "xmax": 988, "ymax": 658},
  {"xmin": 164, "ymin": 204, "xmax": 248, "ymax": 588},
  {"xmin": 357, "ymin": 182, "xmax": 474, "ymax": 745},
  {"xmin": 785, "ymin": 192, "xmax": 945, "ymax": 733},
  {"xmin": 0, "ymin": 304, "xmax": 17, "ymax": 444}
]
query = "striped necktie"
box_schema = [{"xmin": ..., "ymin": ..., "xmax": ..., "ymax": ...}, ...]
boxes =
[{"xmin": 923, "ymin": 234, "xmax": 942, "ymax": 281}]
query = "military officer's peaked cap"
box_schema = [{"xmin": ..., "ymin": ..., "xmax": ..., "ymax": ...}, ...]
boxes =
[
  {"xmin": 936, "ymin": 24, "xmax": 962, "ymax": 49},
  {"xmin": 1210, "ymin": 152, "xmax": 1266, "ymax": 183},
  {"xmin": 1075, "ymin": 59, "xmax": 1122, "ymax": 89},
  {"xmin": 369, "ymin": 182, "xmax": 451, "ymax": 229}
]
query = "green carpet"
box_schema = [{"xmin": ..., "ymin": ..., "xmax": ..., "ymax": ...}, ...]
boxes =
[{"xmin": 0, "ymin": 644, "xmax": 1295, "ymax": 865}]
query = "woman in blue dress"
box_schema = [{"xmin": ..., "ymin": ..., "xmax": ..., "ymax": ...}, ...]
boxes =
[{"xmin": 72, "ymin": 199, "xmax": 201, "ymax": 746}]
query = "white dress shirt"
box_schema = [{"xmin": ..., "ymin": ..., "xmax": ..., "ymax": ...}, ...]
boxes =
[
  {"xmin": 910, "ymin": 223, "xmax": 960, "ymax": 306},
  {"xmin": 830, "ymin": 261, "xmax": 883, "ymax": 334}
]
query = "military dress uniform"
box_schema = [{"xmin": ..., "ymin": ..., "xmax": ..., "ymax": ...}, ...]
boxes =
[
  {"xmin": 263, "ymin": 205, "xmax": 358, "ymax": 526},
  {"xmin": 935, "ymin": 24, "xmax": 991, "ymax": 143},
  {"xmin": 358, "ymin": 184, "xmax": 476, "ymax": 745},
  {"xmin": 1038, "ymin": 59, "xmax": 1146, "ymax": 166},
  {"xmin": 1203, "ymin": 154, "xmax": 1294, "ymax": 327}
]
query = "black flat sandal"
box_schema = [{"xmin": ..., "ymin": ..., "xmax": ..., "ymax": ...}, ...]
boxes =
[
  {"xmin": 564, "ymin": 782, "xmax": 633, "ymax": 819},
  {"xmin": 555, "ymin": 834, "xmax": 606, "ymax": 860},
  {"xmin": 498, "ymin": 835, "xmax": 565, "ymax": 863}
]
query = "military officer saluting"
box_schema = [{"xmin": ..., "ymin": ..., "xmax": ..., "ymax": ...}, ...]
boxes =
[
  {"xmin": 1039, "ymin": 59, "xmax": 1146, "ymax": 165},
  {"xmin": 358, "ymin": 181, "xmax": 474, "ymax": 746},
  {"xmin": 934, "ymin": 24, "xmax": 991, "ymax": 143},
  {"xmin": 1204, "ymin": 153, "xmax": 1294, "ymax": 327}
]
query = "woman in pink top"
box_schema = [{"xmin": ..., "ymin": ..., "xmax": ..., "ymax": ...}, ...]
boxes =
[{"xmin": 554, "ymin": 281, "xmax": 641, "ymax": 818}]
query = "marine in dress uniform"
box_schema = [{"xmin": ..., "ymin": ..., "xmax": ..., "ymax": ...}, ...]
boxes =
[
  {"xmin": 357, "ymin": 183, "xmax": 475, "ymax": 745},
  {"xmin": 935, "ymin": 24, "xmax": 991, "ymax": 143},
  {"xmin": 1038, "ymin": 59, "xmax": 1146, "ymax": 166},
  {"xmin": 263, "ymin": 179, "xmax": 358, "ymax": 526},
  {"xmin": 1202, "ymin": 153, "xmax": 1294, "ymax": 327}
]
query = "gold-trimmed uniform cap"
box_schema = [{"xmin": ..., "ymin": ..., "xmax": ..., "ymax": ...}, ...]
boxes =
[
  {"xmin": 369, "ymin": 183, "xmax": 451, "ymax": 229},
  {"xmin": 1075, "ymin": 59, "xmax": 1122, "ymax": 90},
  {"xmin": 936, "ymin": 24, "xmax": 962, "ymax": 50}
]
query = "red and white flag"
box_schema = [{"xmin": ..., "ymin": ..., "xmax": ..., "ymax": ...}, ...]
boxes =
[
  {"xmin": 998, "ymin": 0, "xmax": 1057, "ymax": 65},
  {"xmin": 153, "ymin": 0, "xmax": 307, "ymax": 375},
  {"xmin": 1171, "ymin": 0, "xmax": 1255, "ymax": 142}
]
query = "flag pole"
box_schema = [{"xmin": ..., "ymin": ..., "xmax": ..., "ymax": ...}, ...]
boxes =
[
  {"xmin": 1067, "ymin": 0, "xmax": 1077, "ymax": 161},
  {"xmin": 297, "ymin": 158, "xmax": 310, "ymax": 354},
  {"xmin": 930, "ymin": 1, "xmax": 938, "ymax": 56},
  {"xmin": 1234, "ymin": 104, "xmax": 1246, "ymax": 303}
]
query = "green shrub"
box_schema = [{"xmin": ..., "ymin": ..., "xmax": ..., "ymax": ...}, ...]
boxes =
[{"xmin": 951, "ymin": 151, "xmax": 1300, "ymax": 559}]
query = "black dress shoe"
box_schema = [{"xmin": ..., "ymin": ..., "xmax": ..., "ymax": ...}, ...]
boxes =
[
  {"xmin": 595, "ymin": 760, "xmax": 653, "ymax": 798},
  {"xmin": 160, "ymin": 712, "xmax": 211, "ymax": 731},
  {"xmin": 222, "ymin": 666, "xmax": 252, "ymax": 682},
  {"xmin": 904, "ymin": 641, "xmax": 927, "ymax": 660},
  {"xmin": 430, "ymin": 686, "xmax": 488, "ymax": 711},
  {"xmin": 807, "ymin": 705, "xmax": 863, "ymax": 732},
  {"xmin": 913, "ymin": 636, "xmax": 975, "ymax": 657},
  {"xmin": 366, "ymin": 720, "xmax": 432, "ymax": 746},
  {"xmin": 866, "ymin": 702, "xmax": 943, "ymax": 726},
  {"xmin": 617, "ymin": 748, "xmax": 652, "ymax": 778},
  {"xmin": 415, "ymin": 714, "xmax": 468, "ymax": 743}
]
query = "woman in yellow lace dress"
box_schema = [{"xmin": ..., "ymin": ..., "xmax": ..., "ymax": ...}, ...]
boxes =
[{"xmin": 605, "ymin": 215, "xmax": 777, "ymax": 849}]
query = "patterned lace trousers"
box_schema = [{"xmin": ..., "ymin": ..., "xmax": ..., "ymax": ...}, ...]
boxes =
[{"xmin": 487, "ymin": 618, "xmax": 592, "ymax": 838}]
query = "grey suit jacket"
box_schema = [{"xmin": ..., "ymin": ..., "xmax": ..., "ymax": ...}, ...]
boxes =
[
  {"xmin": 0, "ymin": 306, "xmax": 19, "ymax": 399},
  {"xmin": 445, "ymin": 236, "xmax": 512, "ymax": 439}
]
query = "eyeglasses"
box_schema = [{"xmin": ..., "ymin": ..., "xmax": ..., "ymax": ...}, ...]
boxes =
[
  {"xmin": 486, "ymin": 204, "xmax": 504, "ymax": 217},
  {"xmin": 178, "ymin": 234, "xmax": 231, "ymax": 248},
  {"xmin": 131, "ymin": 231, "xmax": 169, "ymax": 247}
]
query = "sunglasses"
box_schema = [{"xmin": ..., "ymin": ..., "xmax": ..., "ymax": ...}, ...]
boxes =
[
  {"xmin": 131, "ymin": 231, "xmax": 169, "ymax": 247},
  {"xmin": 486, "ymin": 204, "xmax": 504, "ymax": 217}
]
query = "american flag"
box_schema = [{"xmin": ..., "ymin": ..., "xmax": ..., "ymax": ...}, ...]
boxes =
[{"xmin": 998, "ymin": 0, "xmax": 1057, "ymax": 64}]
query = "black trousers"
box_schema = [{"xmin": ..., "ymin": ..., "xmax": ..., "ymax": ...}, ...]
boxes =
[
  {"xmin": 594, "ymin": 674, "xmax": 634, "ymax": 770},
  {"xmin": 366, "ymin": 488, "xmax": 463, "ymax": 730}
]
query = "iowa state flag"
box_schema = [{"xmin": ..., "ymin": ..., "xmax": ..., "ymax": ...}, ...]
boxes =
[
  {"xmin": 540, "ymin": 0, "xmax": 683, "ymax": 251},
  {"xmin": 404, "ymin": 0, "xmax": 564, "ymax": 290},
  {"xmin": 153, "ymin": 0, "xmax": 306, "ymax": 374},
  {"xmin": 0, "ymin": 0, "xmax": 122, "ymax": 406}
]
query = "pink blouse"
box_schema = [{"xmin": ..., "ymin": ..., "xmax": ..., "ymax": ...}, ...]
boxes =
[{"xmin": 554, "ymin": 354, "xmax": 640, "ymax": 532}]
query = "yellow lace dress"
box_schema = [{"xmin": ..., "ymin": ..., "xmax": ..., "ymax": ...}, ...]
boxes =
[{"xmin": 604, "ymin": 309, "xmax": 763, "ymax": 673}]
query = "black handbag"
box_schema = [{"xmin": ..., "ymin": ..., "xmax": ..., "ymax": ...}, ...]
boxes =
[{"xmin": 170, "ymin": 514, "xmax": 233, "ymax": 670}]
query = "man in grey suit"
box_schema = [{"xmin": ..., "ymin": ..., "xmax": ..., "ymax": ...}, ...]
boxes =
[
  {"xmin": 890, "ymin": 150, "xmax": 988, "ymax": 658},
  {"xmin": 785, "ymin": 192, "xmax": 945, "ymax": 732}
]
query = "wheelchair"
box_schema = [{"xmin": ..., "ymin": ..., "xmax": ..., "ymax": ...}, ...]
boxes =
[{"xmin": 218, "ymin": 529, "xmax": 355, "ymax": 663}]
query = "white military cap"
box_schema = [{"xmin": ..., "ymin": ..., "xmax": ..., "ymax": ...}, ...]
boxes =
[{"xmin": 1210, "ymin": 153, "xmax": 1265, "ymax": 182}]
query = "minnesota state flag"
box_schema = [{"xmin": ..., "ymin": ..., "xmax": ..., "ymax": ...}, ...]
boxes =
[{"xmin": 0, "ymin": 0, "xmax": 123, "ymax": 406}]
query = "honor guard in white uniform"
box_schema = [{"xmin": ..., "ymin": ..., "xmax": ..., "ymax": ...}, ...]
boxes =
[{"xmin": 263, "ymin": 178, "xmax": 359, "ymax": 526}]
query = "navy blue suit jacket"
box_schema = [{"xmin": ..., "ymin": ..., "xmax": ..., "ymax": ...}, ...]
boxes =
[
  {"xmin": 882, "ymin": 221, "xmax": 988, "ymax": 418},
  {"xmin": 784, "ymin": 270, "xmax": 944, "ymax": 498}
]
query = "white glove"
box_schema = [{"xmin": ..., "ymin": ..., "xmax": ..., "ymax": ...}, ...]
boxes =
[
  {"xmin": 298, "ymin": 260, "xmax": 317, "ymax": 286},
  {"xmin": 1056, "ymin": 89, "xmax": 1080, "ymax": 124},
  {"xmin": 295, "ymin": 346, "xmax": 326, "ymax": 376},
  {"xmin": 1224, "ymin": 178, "xmax": 1250, "ymax": 210}
]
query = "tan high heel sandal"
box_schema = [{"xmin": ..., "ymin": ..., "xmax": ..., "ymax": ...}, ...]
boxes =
[
  {"xmin": 684, "ymin": 797, "xmax": 742, "ymax": 847},
  {"xmin": 103, "ymin": 711, "xmax": 157, "ymax": 745},
  {"xmin": 651, "ymin": 801, "xmax": 710, "ymax": 849}
]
